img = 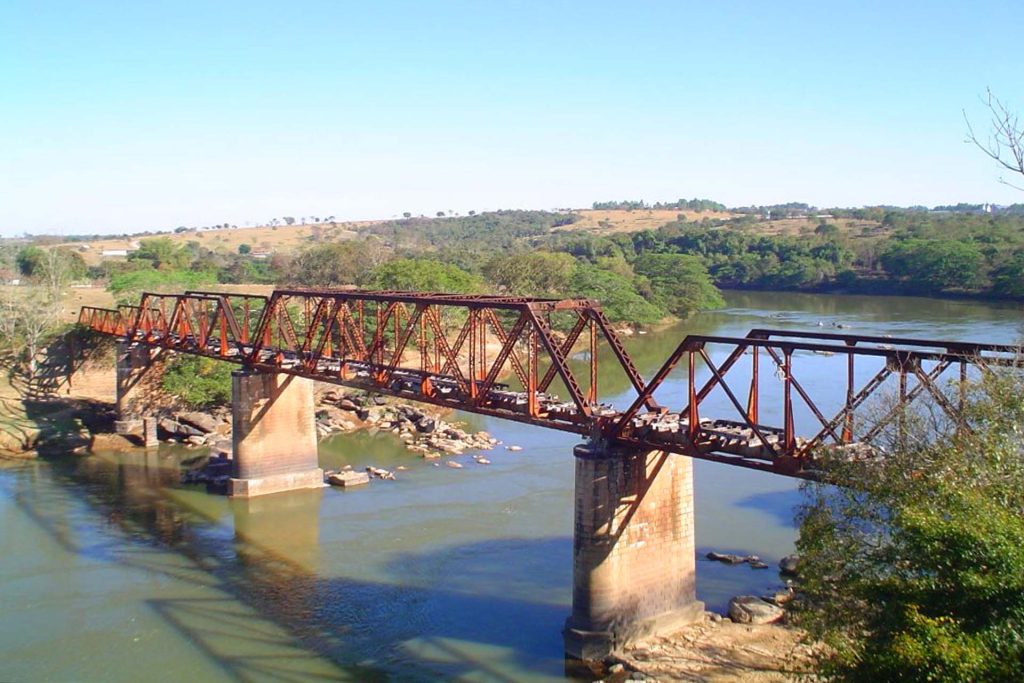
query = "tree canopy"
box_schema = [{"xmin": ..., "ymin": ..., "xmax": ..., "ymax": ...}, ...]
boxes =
[{"xmin": 369, "ymin": 258, "xmax": 481, "ymax": 293}]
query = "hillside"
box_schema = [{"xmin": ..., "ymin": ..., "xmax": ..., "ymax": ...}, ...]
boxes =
[
  {"xmin": 62, "ymin": 222, "xmax": 364, "ymax": 266},
  {"xmin": 564, "ymin": 209, "xmax": 734, "ymax": 234}
]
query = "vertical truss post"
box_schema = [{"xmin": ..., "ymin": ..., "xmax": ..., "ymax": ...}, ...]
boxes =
[
  {"xmin": 419, "ymin": 308, "xmax": 428, "ymax": 373},
  {"xmin": 746, "ymin": 346, "xmax": 759, "ymax": 424},
  {"xmin": 478, "ymin": 309, "xmax": 487, "ymax": 381},
  {"xmin": 468, "ymin": 308, "xmax": 478, "ymax": 401},
  {"xmin": 528, "ymin": 325, "xmax": 539, "ymax": 417},
  {"xmin": 843, "ymin": 342, "xmax": 855, "ymax": 442},
  {"xmin": 588, "ymin": 317, "xmax": 598, "ymax": 405},
  {"xmin": 898, "ymin": 358, "xmax": 908, "ymax": 445},
  {"xmin": 959, "ymin": 359, "xmax": 968, "ymax": 420},
  {"xmin": 375, "ymin": 304, "xmax": 385, "ymax": 370},
  {"xmin": 783, "ymin": 348, "xmax": 795, "ymax": 453},
  {"xmin": 687, "ymin": 349, "xmax": 699, "ymax": 442},
  {"xmin": 242, "ymin": 300, "xmax": 250, "ymax": 343},
  {"xmin": 219, "ymin": 312, "xmax": 228, "ymax": 357}
]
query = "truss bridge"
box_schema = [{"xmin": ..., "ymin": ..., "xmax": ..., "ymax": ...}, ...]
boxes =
[{"xmin": 79, "ymin": 288, "xmax": 1019, "ymax": 479}]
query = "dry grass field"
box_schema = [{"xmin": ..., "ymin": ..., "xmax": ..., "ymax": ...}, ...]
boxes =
[
  {"xmin": 747, "ymin": 216, "xmax": 885, "ymax": 237},
  {"xmin": 565, "ymin": 208, "xmax": 734, "ymax": 234},
  {"xmin": 62, "ymin": 222, "xmax": 367, "ymax": 266}
]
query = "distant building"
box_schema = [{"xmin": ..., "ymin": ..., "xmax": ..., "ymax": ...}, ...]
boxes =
[
  {"xmin": 100, "ymin": 241, "xmax": 140, "ymax": 258},
  {"xmin": 251, "ymin": 251, "xmax": 271, "ymax": 260}
]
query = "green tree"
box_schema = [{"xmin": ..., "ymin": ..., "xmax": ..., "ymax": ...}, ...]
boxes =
[
  {"xmin": 881, "ymin": 239, "xmax": 985, "ymax": 291},
  {"xmin": 16, "ymin": 246, "xmax": 87, "ymax": 283},
  {"xmin": 794, "ymin": 371, "xmax": 1024, "ymax": 681},
  {"xmin": 369, "ymin": 258, "xmax": 480, "ymax": 293},
  {"xmin": 483, "ymin": 251, "xmax": 576, "ymax": 296},
  {"xmin": 991, "ymin": 251, "xmax": 1024, "ymax": 297},
  {"xmin": 238, "ymin": 243, "xmax": 252, "ymax": 255},
  {"xmin": 568, "ymin": 264, "xmax": 665, "ymax": 325},
  {"xmin": 632, "ymin": 253, "xmax": 724, "ymax": 315},
  {"xmin": 814, "ymin": 221, "xmax": 840, "ymax": 237},
  {"xmin": 129, "ymin": 238, "xmax": 190, "ymax": 270},
  {"xmin": 286, "ymin": 241, "xmax": 384, "ymax": 287}
]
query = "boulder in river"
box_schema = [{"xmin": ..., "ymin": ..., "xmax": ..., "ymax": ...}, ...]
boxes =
[
  {"xmin": 779, "ymin": 554, "xmax": 800, "ymax": 576},
  {"xmin": 327, "ymin": 471, "xmax": 370, "ymax": 488},
  {"xmin": 177, "ymin": 412, "xmax": 220, "ymax": 434},
  {"xmin": 706, "ymin": 551, "xmax": 746, "ymax": 565},
  {"xmin": 728, "ymin": 595, "xmax": 784, "ymax": 624}
]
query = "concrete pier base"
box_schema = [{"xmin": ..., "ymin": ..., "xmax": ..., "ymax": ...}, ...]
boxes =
[
  {"xmin": 115, "ymin": 341, "xmax": 167, "ymax": 434},
  {"xmin": 564, "ymin": 443, "xmax": 703, "ymax": 661},
  {"xmin": 142, "ymin": 417, "xmax": 159, "ymax": 448},
  {"xmin": 229, "ymin": 370, "xmax": 323, "ymax": 498}
]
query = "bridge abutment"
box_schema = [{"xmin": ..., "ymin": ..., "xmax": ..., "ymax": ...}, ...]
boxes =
[
  {"xmin": 564, "ymin": 443, "xmax": 703, "ymax": 661},
  {"xmin": 229, "ymin": 370, "xmax": 324, "ymax": 498},
  {"xmin": 115, "ymin": 341, "xmax": 167, "ymax": 434}
]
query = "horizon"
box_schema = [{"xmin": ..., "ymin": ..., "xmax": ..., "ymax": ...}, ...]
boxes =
[
  {"xmin": 5, "ymin": 198, "xmax": 1023, "ymax": 241},
  {"xmin": 4, "ymin": 0, "xmax": 1023, "ymax": 237}
]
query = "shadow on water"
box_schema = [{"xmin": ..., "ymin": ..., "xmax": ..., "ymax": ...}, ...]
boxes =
[
  {"xmin": 732, "ymin": 488, "xmax": 806, "ymax": 528},
  {"xmin": 7, "ymin": 452, "xmax": 582, "ymax": 682}
]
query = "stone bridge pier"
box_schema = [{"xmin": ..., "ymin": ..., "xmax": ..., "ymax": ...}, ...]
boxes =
[
  {"xmin": 564, "ymin": 443, "xmax": 703, "ymax": 661},
  {"xmin": 228, "ymin": 370, "xmax": 324, "ymax": 498},
  {"xmin": 115, "ymin": 341, "xmax": 167, "ymax": 440}
]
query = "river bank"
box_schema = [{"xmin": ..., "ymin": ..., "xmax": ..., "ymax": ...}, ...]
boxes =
[{"xmin": 611, "ymin": 616, "xmax": 819, "ymax": 682}]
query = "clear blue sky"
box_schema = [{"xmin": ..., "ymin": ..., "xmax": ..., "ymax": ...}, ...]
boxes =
[{"xmin": 2, "ymin": 1, "xmax": 1022, "ymax": 236}]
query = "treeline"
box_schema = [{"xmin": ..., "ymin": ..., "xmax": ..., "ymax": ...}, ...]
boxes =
[
  {"xmin": 591, "ymin": 198, "xmax": 727, "ymax": 212},
  {"xmin": 19, "ymin": 205, "xmax": 1024, "ymax": 331},
  {"xmin": 558, "ymin": 210, "xmax": 1024, "ymax": 298},
  {"xmin": 8, "ymin": 212, "xmax": 715, "ymax": 326}
]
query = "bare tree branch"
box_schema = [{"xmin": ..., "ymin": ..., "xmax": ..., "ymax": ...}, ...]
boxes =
[{"xmin": 964, "ymin": 88, "xmax": 1024, "ymax": 191}]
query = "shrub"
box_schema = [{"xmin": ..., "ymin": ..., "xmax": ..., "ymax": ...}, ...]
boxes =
[
  {"xmin": 793, "ymin": 371, "xmax": 1024, "ymax": 681},
  {"xmin": 161, "ymin": 355, "xmax": 233, "ymax": 409}
]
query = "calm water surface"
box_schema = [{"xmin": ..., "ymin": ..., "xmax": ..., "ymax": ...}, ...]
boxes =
[{"xmin": 1, "ymin": 292, "xmax": 1021, "ymax": 682}]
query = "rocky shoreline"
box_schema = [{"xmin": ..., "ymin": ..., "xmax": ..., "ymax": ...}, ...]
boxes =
[{"xmin": 157, "ymin": 388, "xmax": 502, "ymax": 487}]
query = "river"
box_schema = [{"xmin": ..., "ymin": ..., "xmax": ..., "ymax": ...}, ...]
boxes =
[{"xmin": 1, "ymin": 291, "xmax": 1021, "ymax": 682}]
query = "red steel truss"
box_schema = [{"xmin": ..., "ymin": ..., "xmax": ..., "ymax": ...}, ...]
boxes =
[{"xmin": 79, "ymin": 290, "xmax": 1021, "ymax": 478}]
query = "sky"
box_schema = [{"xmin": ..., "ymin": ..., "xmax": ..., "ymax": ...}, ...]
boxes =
[{"xmin": 2, "ymin": 1, "xmax": 1023, "ymax": 236}]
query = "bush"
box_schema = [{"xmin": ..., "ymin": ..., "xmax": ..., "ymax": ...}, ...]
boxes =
[
  {"xmin": 108, "ymin": 268, "xmax": 217, "ymax": 300},
  {"xmin": 793, "ymin": 371, "xmax": 1024, "ymax": 681},
  {"xmin": 161, "ymin": 355, "xmax": 233, "ymax": 409},
  {"xmin": 369, "ymin": 258, "xmax": 481, "ymax": 293}
]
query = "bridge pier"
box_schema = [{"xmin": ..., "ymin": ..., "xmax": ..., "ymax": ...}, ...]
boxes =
[
  {"xmin": 229, "ymin": 370, "xmax": 324, "ymax": 498},
  {"xmin": 564, "ymin": 443, "xmax": 703, "ymax": 661},
  {"xmin": 115, "ymin": 341, "xmax": 167, "ymax": 434}
]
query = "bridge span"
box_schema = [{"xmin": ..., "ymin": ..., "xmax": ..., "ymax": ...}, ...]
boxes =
[{"xmin": 78, "ymin": 288, "xmax": 1018, "ymax": 660}]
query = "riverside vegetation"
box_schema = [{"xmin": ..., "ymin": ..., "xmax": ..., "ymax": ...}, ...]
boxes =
[{"xmin": 792, "ymin": 369, "xmax": 1024, "ymax": 681}]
